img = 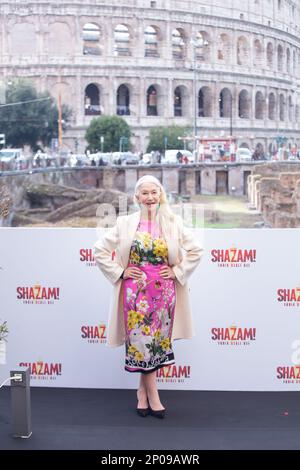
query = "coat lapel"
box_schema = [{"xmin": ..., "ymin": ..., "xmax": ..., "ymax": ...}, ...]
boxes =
[
  {"xmin": 161, "ymin": 218, "xmax": 179, "ymax": 266},
  {"xmin": 119, "ymin": 210, "xmax": 141, "ymax": 268}
]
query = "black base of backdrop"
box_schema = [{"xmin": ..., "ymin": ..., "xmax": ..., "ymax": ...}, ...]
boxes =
[{"xmin": 1, "ymin": 387, "xmax": 300, "ymax": 451}]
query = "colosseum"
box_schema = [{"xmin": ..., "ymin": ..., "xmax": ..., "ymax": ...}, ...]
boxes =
[{"xmin": 1, "ymin": 0, "xmax": 300, "ymax": 154}]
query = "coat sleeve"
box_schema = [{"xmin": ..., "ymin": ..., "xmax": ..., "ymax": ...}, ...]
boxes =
[
  {"xmin": 172, "ymin": 216, "xmax": 204, "ymax": 287},
  {"xmin": 93, "ymin": 220, "xmax": 124, "ymax": 285}
]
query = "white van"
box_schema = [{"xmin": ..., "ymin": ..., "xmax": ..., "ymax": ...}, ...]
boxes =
[
  {"xmin": 235, "ymin": 147, "xmax": 252, "ymax": 162},
  {"xmin": 0, "ymin": 148, "xmax": 26, "ymax": 170}
]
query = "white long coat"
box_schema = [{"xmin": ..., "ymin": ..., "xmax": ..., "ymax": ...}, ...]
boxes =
[{"xmin": 93, "ymin": 210, "xmax": 203, "ymax": 347}]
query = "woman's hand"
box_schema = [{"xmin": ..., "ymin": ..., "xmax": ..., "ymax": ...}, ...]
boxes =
[
  {"xmin": 159, "ymin": 266, "xmax": 176, "ymax": 279},
  {"xmin": 123, "ymin": 267, "xmax": 144, "ymax": 280}
]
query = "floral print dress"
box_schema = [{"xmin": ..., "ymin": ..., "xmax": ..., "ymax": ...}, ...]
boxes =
[{"xmin": 123, "ymin": 218, "xmax": 176, "ymax": 373}]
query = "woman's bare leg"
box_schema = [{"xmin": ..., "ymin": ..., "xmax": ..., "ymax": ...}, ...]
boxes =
[
  {"xmin": 143, "ymin": 371, "xmax": 165, "ymax": 410},
  {"xmin": 137, "ymin": 373, "xmax": 148, "ymax": 408}
]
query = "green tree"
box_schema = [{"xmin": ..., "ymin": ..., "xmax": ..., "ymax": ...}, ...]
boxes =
[
  {"xmin": 85, "ymin": 115, "xmax": 131, "ymax": 152},
  {"xmin": 147, "ymin": 126, "xmax": 191, "ymax": 153},
  {"xmin": 0, "ymin": 79, "xmax": 72, "ymax": 150}
]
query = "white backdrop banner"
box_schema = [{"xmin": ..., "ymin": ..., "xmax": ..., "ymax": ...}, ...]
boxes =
[{"xmin": 0, "ymin": 227, "xmax": 300, "ymax": 391}]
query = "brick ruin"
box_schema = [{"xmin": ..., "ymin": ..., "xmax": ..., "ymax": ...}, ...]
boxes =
[{"xmin": 248, "ymin": 163, "xmax": 300, "ymax": 228}]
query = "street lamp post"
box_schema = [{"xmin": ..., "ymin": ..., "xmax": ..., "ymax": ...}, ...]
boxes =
[{"xmin": 100, "ymin": 135, "xmax": 104, "ymax": 153}]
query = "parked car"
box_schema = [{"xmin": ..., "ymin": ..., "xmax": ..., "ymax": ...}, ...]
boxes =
[
  {"xmin": 122, "ymin": 153, "xmax": 140, "ymax": 165},
  {"xmin": 112, "ymin": 152, "xmax": 139, "ymax": 165},
  {"xmin": 235, "ymin": 147, "xmax": 252, "ymax": 162}
]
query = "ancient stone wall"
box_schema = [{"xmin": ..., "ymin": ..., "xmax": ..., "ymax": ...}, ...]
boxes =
[{"xmin": 248, "ymin": 162, "xmax": 300, "ymax": 227}]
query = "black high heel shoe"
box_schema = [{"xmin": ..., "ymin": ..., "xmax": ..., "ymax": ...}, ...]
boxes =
[
  {"xmin": 149, "ymin": 406, "xmax": 165, "ymax": 419},
  {"xmin": 136, "ymin": 390, "xmax": 149, "ymax": 417}
]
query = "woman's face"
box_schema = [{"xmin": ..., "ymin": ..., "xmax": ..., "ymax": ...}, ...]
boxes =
[{"xmin": 136, "ymin": 183, "xmax": 161, "ymax": 210}]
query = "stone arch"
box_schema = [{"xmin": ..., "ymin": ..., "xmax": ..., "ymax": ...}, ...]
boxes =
[
  {"xmin": 172, "ymin": 28, "xmax": 186, "ymax": 60},
  {"xmin": 255, "ymin": 91, "xmax": 264, "ymax": 119},
  {"xmin": 84, "ymin": 83, "xmax": 101, "ymax": 115},
  {"xmin": 253, "ymin": 39, "xmax": 264, "ymax": 68},
  {"xmin": 198, "ymin": 86, "xmax": 212, "ymax": 117},
  {"xmin": 217, "ymin": 32, "xmax": 230, "ymax": 62},
  {"xmin": 146, "ymin": 84, "xmax": 161, "ymax": 116},
  {"xmin": 279, "ymin": 93, "xmax": 285, "ymax": 121},
  {"xmin": 277, "ymin": 44, "xmax": 284, "ymax": 71},
  {"xmin": 219, "ymin": 88, "xmax": 232, "ymax": 118},
  {"xmin": 238, "ymin": 89, "xmax": 251, "ymax": 118},
  {"xmin": 266, "ymin": 42, "xmax": 274, "ymax": 69},
  {"xmin": 237, "ymin": 36, "xmax": 250, "ymax": 66},
  {"xmin": 114, "ymin": 24, "xmax": 132, "ymax": 57},
  {"xmin": 48, "ymin": 22, "xmax": 73, "ymax": 56},
  {"xmin": 117, "ymin": 84, "xmax": 130, "ymax": 115},
  {"xmin": 195, "ymin": 31, "xmax": 210, "ymax": 62},
  {"xmin": 10, "ymin": 22, "xmax": 37, "ymax": 55},
  {"xmin": 240, "ymin": 142, "xmax": 250, "ymax": 149},
  {"xmin": 268, "ymin": 92, "xmax": 276, "ymax": 120},
  {"xmin": 82, "ymin": 23, "xmax": 101, "ymax": 56},
  {"xmin": 144, "ymin": 25, "xmax": 160, "ymax": 58},
  {"xmin": 174, "ymin": 85, "xmax": 189, "ymax": 117}
]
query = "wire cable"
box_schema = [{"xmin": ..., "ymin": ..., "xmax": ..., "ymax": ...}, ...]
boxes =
[
  {"xmin": 0, "ymin": 376, "xmax": 12, "ymax": 389},
  {"xmin": 0, "ymin": 97, "xmax": 51, "ymax": 108}
]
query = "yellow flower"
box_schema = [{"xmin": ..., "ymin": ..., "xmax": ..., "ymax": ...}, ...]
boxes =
[
  {"xmin": 153, "ymin": 239, "xmax": 168, "ymax": 258},
  {"xmin": 138, "ymin": 232, "xmax": 152, "ymax": 246},
  {"xmin": 128, "ymin": 345, "xmax": 137, "ymax": 355},
  {"xmin": 135, "ymin": 351, "xmax": 144, "ymax": 361},
  {"xmin": 160, "ymin": 338, "xmax": 170, "ymax": 350},
  {"xmin": 154, "ymin": 329, "xmax": 161, "ymax": 339},
  {"xmin": 130, "ymin": 252, "xmax": 140, "ymax": 264},
  {"xmin": 135, "ymin": 312, "xmax": 144, "ymax": 322},
  {"xmin": 128, "ymin": 309, "xmax": 137, "ymax": 320},
  {"xmin": 127, "ymin": 319, "xmax": 136, "ymax": 330},
  {"xmin": 142, "ymin": 325, "xmax": 150, "ymax": 335}
]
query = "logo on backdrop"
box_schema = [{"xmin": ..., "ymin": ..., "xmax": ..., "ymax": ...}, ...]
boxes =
[
  {"xmin": 156, "ymin": 365, "xmax": 191, "ymax": 384},
  {"xmin": 79, "ymin": 248, "xmax": 96, "ymax": 267},
  {"xmin": 277, "ymin": 286, "xmax": 300, "ymax": 308},
  {"xmin": 81, "ymin": 323, "xmax": 107, "ymax": 344},
  {"xmin": 16, "ymin": 284, "xmax": 60, "ymax": 304},
  {"xmin": 211, "ymin": 326, "xmax": 257, "ymax": 346},
  {"xmin": 211, "ymin": 247, "xmax": 256, "ymax": 268},
  {"xmin": 19, "ymin": 360, "xmax": 62, "ymax": 381},
  {"xmin": 276, "ymin": 340, "xmax": 300, "ymax": 384}
]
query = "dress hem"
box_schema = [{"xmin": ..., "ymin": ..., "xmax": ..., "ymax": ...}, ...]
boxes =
[{"xmin": 125, "ymin": 360, "xmax": 175, "ymax": 375}]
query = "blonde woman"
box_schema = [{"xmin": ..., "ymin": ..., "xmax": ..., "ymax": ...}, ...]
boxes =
[{"xmin": 94, "ymin": 175, "xmax": 203, "ymax": 419}]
